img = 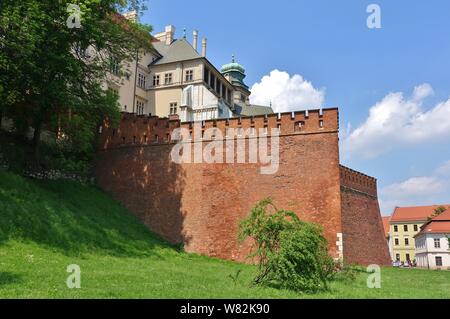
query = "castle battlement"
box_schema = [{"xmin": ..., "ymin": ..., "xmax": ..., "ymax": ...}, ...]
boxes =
[
  {"xmin": 99, "ymin": 108, "xmax": 339, "ymax": 150},
  {"xmin": 340, "ymin": 165, "xmax": 378, "ymax": 197}
]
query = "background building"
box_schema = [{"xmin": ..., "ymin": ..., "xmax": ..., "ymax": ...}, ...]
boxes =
[
  {"xmin": 389, "ymin": 206, "xmax": 443, "ymax": 263},
  {"xmin": 107, "ymin": 14, "xmax": 273, "ymax": 121},
  {"xmin": 382, "ymin": 216, "xmax": 393, "ymax": 261},
  {"xmin": 415, "ymin": 208, "xmax": 450, "ymax": 269}
]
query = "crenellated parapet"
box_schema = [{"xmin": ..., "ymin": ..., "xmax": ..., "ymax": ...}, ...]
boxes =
[
  {"xmin": 99, "ymin": 108, "xmax": 339, "ymax": 150},
  {"xmin": 340, "ymin": 165, "xmax": 378, "ymax": 197}
]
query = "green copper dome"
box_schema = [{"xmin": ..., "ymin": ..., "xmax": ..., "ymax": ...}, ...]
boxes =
[
  {"xmin": 221, "ymin": 55, "xmax": 248, "ymax": 89},
  {"xmin": 221, "ymin": 55, "xmax": 245, "ymax": 74},
  {"xmin": 221, "ymin": 61, "xmax": 245, "ymax": 74}
]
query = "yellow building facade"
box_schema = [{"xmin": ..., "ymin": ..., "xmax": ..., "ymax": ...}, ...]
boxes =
[
  {"xmin": 389, "ymin": 205, "xmax": 445, "ymax": 263},
  {"xmin": 390, "ymin": 221, "xmax": 424, "ymax": 262}
]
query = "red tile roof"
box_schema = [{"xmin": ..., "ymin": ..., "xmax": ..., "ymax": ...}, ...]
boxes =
[
  {"xmin": 390, "ymin": 205, "xmax": 450, "ymax": 222},
  {"xmin": 432, "ymin": 209, "xmax": 450, "ymax": 221},
  {"xmin": 421, "ymin": 222, "xmax": 450, "ymax": 234},
  {"xmin": 382, "ymin": 216, "xmax": 391, "ymax": 237},
  {"xmin": 415, "ymin": 207, "xmax": 450, "ymax": 237}
]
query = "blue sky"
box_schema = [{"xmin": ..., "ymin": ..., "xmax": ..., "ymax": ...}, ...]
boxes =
[{"xmin": 141, "ymin": 0, "xmax": 450, "ymax": 214}]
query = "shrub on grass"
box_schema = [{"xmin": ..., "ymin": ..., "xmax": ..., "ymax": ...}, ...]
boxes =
[{"xmin": 239, "ymin": 199, "xmax": 335, "ymax": 293}]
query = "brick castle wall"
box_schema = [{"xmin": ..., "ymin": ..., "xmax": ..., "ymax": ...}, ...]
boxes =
[
  {"xmin": 94, "ymin": 108, "xmax": 390, "ymax": 264},
  {"xmin": 340, "ymin": 166, "xmax": 391, "ymax": 265}
]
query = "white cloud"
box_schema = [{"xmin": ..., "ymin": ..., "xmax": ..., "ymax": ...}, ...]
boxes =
[
  {"xmin": 250, "ymin": 70, "xmax": 325, "ymax": 113},
  {"xmin": 380, "ymin": 160, "xmax": 450, "ymax": 214},
  {"xmin": 342, "ymin": 84, "xmax": 450, "ymax": 159}
]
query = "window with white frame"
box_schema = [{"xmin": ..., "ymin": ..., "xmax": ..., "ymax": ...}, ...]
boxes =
[
  {"xmin": 138, "ymin": 73, "xmax": 146, "ymax": 89},
  {"xmin": 165, "ymin": 73, "xmax": 173, "ymax": 85},
  {"xmin": 153, "ymin": 75, "xmax": 160, "ymax": 86},
  {"xmin": 185, "ymin": 70, "xmax": 194, "ymax": 82},
  {"xmin": 169, "ymin": 102, "xmax": 178, "ymax": 115},
  {"xmin": 136, "ymin": 100, "xmax": 145, "ymax": 115},
  {"xmin": 434, "ymin": 238, "xmax": 441, "ymax": 249}
]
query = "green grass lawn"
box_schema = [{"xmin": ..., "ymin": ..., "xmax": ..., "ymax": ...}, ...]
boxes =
[{"xmin": 0, "ymin": 171, "xmax": 449, "ymax": 299}]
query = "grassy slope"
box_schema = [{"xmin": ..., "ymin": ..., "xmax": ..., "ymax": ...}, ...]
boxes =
[{"xmin": 0, "ymin": 171, "xmax": 450, "ymax": 299}]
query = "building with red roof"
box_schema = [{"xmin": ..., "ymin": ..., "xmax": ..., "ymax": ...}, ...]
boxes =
[{"xmin": 415, "ymin": 208, "xmax": 450, "ymax": 269}]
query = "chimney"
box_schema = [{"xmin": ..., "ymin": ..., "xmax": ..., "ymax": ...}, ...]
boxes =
[
  {"xmin": 165, "ymin": 25, "xmax": 176, "ymax": 45},
  {"xmin": 192, "ymin": 30, "xmax": 198, "ymax": 52},
  {"xmin": 201, "ymin": 38, "xmax": 207, "ymax": 57}
]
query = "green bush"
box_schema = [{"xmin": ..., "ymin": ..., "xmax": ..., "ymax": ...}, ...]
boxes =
[{"xmin": 239, "ymin": 199, "xmax": 335, "ymax": 293}]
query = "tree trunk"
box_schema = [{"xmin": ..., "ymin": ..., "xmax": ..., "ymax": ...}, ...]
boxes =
[{"xmin": 32, "ymin": 121, "xmax": 42, "ymax": 165}]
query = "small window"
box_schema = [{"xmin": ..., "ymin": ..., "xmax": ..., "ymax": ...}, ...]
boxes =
[
  {"xmin": 153, "ymin": 75, "xmax": 160, "ymax": 86},
  {"xmin": 169, "ymin": 102, "xmax": 178, "ymax": 115},
  {"xmin": 295, "ymin": 121, "xmax": 305, "ymax": 132},
  {"xmin": 394, "ymin": 225, "xmax": 398, "ymax": 232},
  {"xmin": 164, "ymin": 73, "xmax": 173, "ymax": 85},
  {"xmin": 434, "ymin": 238, "xmax": 441, "ymax": 249},
  {"xmin": 406, "ymin": 254, "xmax": 410, "ymax": 261},
  {"xmin": 394, "ymin": 238, "xmax": 399, "ymax": 246},
  {"xmin": 404, "ymin": 237, "xmax": 409, "ymax": 246},
  {"xmin": 136, "ymin": 100, "xmax": 145, "ymax": 115},
  {"xmin": 137, "ymin": 73, "xmax": 147, "ymax": 89},
  {"xmin": 414, "ymin": 225, "xmax": 418, "ymax": 232},
  {"xmin": 319, "ymin": 120, "xmax": 324, "ymax": 128},
  {"xmin": 185, "ymin": 70, "xmax": 194, "ymax": 82},
  {"xmin": 404, "ymin": 225, "xmax": 408, "ymax": 232},
  {"xmin": 436, "ymin": 256, "xmax": 443, "ymax": 267}
]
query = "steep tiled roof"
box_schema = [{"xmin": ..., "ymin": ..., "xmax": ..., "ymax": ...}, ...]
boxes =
[
  {"xmin": 151, "ymin": 39, "xmax": 201, "ymax": 65},
  {"xmin": 234, "ymin": 104, "xmax": 274, "ymax": 117},
  {"xmin": 390, "ymin": 205, "xmax": 450, "ymax": 222},
  {"xmin": 416, "ymin": 208, "xmax": 450, "ymax": 236}
]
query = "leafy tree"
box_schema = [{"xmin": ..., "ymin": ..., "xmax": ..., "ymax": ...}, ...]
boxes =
[
  {"xmin": 239, "ymin": 199, "xmax": 335, "ymax": 293},
  {"xmin": 0, "ymin": 0, "xmax": 153, "ymax": 163}
]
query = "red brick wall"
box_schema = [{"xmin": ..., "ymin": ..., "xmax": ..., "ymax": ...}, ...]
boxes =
[
  {"xmin": 340, "ymin": 166, "xmax": 391, "ymax": 265},
  {"xmin": 95, "ymin": 109, "xmax": 343, "ymax": 262}
]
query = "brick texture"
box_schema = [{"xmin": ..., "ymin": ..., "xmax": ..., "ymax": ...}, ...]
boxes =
[
  {"xmin": 94, "ymin": 109, "xmax": 390, "ymax": 265},
  {"xmin": 340, "ymin": 166, "xmax": 391, "ymax": 265}
]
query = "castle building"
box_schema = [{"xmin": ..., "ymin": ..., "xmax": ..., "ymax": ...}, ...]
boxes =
[
  {"xmin": 94, "ymin": 13, "xmax": 390, "ymax": 266},
  {"xmin": 95, "ymin": 109, "xmax": 391, "ymax": 266},
  {"xmin": 106, "ymin": 15, "xmax": 273, "ymax": 122}
]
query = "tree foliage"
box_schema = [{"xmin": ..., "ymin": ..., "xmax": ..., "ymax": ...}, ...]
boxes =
[
  {"xmin": 0, "ymin": 0, "xmax": 152, "ymax": 164},
  {"xmin": 239, "ymin": 199, "xmax": 335, "ymax": 293}
]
